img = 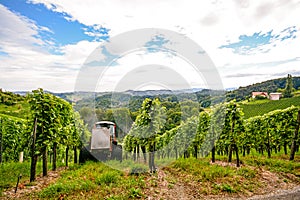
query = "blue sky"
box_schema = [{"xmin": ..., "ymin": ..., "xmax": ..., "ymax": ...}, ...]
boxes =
[
  {"xmin": 0, "ymin": 0, "xmax": 299, "ymax": 92},
  {"xmin": 220, "ymin": 26, "xmax": 297, "ymax": 55},
  {"xmin": 1, "ymin": 0, "xmax": 109, "ymax": 53}
]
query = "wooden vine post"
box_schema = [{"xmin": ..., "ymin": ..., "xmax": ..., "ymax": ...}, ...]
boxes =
[
  {"xmin": 0, "ymin": 118, "xmax": 2, "ymax": 164},
  {"xmin": 30, "ymin": 117, "xmax": 38, "ymax": 182},
  {"xmin": 289, "ymin": 109, "xmax": 300, "ymax": 161}
]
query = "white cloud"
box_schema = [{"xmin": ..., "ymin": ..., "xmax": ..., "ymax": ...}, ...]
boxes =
[
  {"xmin": 28, "ymin": 0, "xmax": 300, "ymax": 56},
  {"xmin": 0, "ymin": 4, "xmax": 101, "ymax": 92},
  {"xmin": 2, "ymin": 0, "xmax": 300, "ymax": 91},
  {"xmin": 94, "ymin": 51, "xmax": 207, "ymax": 92}
]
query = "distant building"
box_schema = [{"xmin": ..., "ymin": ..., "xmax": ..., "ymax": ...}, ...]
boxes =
[
  {"xmin": 252, "ymin": 92, "xmax": 269, "ymax": 99},
  {"xmin": 269, "ymin": 93, "xmax": 282, "ymax": 100}
]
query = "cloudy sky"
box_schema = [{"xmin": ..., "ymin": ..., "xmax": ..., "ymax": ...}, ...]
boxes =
[{"xmin": 0, "ymin": 0, "xmax": 299, "ymax": 92}]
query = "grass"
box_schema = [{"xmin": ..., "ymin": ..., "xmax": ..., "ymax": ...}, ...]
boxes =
[
  {"xmin": 0, "ymin": 162, "xmax": 31, "ymax": 195},
  {"xmin": 0, "ymin": 160, "xmax": 67, "ymax": 196},
  {"xmin": 105, "ymin": 159, "xmax": 149, "ymax": 174},
  {"xmin": 243, "ymin": 155, "xmax": 300, "ymax": 176},
  {"xmin": 214, "ymin": 150, "xmax": 300, "ymax": 176},
  {"xmin": 240, "ymin": 95, "xmax": 300, "ymax": 118},
  {"xmin": 0, "ymin": 162, "xmax": 45, "ymax": 196},
  {"xmin": 2, "ymin": 152, "xmax": 299, "ymax": 199},
  {"xmin": 37, "ymin": 161, "xmax": 146, "ymax": 199},
  {"xmin": 0, "ymin": 101, "xmax": 30, "ymax": 119},
  {"xmin": 48, "ymin": 158, "xmax": 257, "ymax": 198},
  {"xmin": 166, "ymin": 157, "xmax": 261, "ymax": 195}
]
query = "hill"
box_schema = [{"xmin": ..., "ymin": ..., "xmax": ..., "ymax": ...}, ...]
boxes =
[
  {"xmin": 0, "ymin": 90, "xmax": 29, "ymax": 119},
  {"xmin": 6, "ymin": 75, "xmax": 300, "ymax": 113},
  {"xmin": 71, "ymin": 75, "xmax": 300, "ymax": 112},
  {"xmin": 240, "ymin": 95, "xmax": 300, "ymax": 119},
  {"xmin": 226, "ymin": 76, "xmax": 300, "ymax": 101}
]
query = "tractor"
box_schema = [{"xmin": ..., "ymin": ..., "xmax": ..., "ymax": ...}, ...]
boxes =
[{"xmin": 79, "ymin": 121, "xmax": 122, "ymax": 163}]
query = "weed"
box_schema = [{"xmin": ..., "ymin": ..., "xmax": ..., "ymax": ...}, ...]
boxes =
[
  {"xmin": 201, "ymin": 165, "xmax": 232, "ymax": 181},
  {"xmin": 105, "ymin": 159, "xmax": 149, "ymax": 175},
  {"xmin": 168, "ymin": 183, "xmax": 174, "ymax": 189},
  {"xmin": 106, "ymin": 196, "xmax": 123, "ymax": 200},
  {"xmin": 221, "ymin": 184, "xmax": 235, "ymax": 193},
  {"xmin": 130, "ymin": 167, "xmax": 146, "ymax": 175},
  {"xmin": 95, "ymin": 171, "xmax": 120, "ymax": 185},
  {"xmin": 244, "ymin": 156, "xmax": 300, "ymax": 176},
  {"xmin": 237, "ymin": 167, "xmax": 256, "ymax": 179},
  {"xmin": 128, "ymin": 188, "xmax": 143, "ymax": 198},
  {"xmin": 149, "ymin": 179, "xmax": 158, "ymax": 187}
]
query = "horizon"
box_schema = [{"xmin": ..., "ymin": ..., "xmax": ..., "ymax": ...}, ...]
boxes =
[{"xmin": 2, "ymin": 74, "xmax": 297, "ymax": 94}]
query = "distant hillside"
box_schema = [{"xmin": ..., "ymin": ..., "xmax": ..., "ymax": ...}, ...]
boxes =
[
  {"xmin": 226, "ymin": 76, "xmax": 300, "ymax": 101},
  {"xmin": 0, "ymin": 89, "xmax": 29, "ymax": 119},
  {"xmin": 240, "ymin": 95, "xmax": 300, "ymax": 119},
  {"xmin": 65, "ymin": 76, "xmax": 300, "ymax": 111},
  {"xmin": 70, "ymin": 75, "xmax": 300, "ymax": 110},
  {"xmin": 71, "ymin": 88, "xmax": 226, "ymax": 112},
  {"xmin": 124, "ymin": 88, "xmax": 203, "ymax": 96},
  {"xmin": 7, "ymin": 75, "xmax": 300, "ymax": 112}
]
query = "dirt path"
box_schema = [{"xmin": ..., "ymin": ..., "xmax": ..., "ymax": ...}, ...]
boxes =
[
  {"xmin": 144, "ymin": 169, "xmax": 199, "ymax": 200},
  {"xmin": 249, "ymin": 187, "xmax": 300, "ymax": 200}
]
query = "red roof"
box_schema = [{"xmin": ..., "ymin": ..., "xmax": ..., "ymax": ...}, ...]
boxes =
[{"xmin": 252, "ymin": 92, "xmax": 268, "ymax": 97}]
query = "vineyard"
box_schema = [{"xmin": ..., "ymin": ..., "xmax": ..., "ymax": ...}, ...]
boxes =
[
  {"xmin": 0, "ymin": 89, "xmax": 90, "ymax": 190},
  {"xmin": 0, "ymin": 86, "xmax": 300, "ymax": 199},
  {"xmin": 122, "ymin": 98, "xmax": 300, "ymax": 170},
  {"xmin": 0, "ymin": 91, "xmax": 30, "ymax": 119},
  {"xmin": 240, "ymin": 95, "xmax": 300, "ymax": 119}
]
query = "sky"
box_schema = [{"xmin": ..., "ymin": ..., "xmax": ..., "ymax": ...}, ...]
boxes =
[{"xmin": 0, "ymin": 0, "xmax": 300, "ymax": 92}]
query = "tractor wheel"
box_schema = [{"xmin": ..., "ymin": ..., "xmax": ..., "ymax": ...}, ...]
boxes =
[
  {"xmin": 79, "ymin": 145, "xmax": 96, "ymax": 163},
  {"xmin": 112, "ymin": 144, "xmax": 123, "ymax": 161}
]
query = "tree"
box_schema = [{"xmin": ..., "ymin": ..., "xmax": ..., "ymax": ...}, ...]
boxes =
[
  {"xmin": 79, "ymin": 107, "xmax": 95, "ymax": 130},
  {"xmin": 192, "ymin": 111, "xmax": 210, "ymax": 158},
  {"xmin": 28, "ymin": 89, "xmax": 81, "ymax": 180},
  {"xmin": 0, "ymin": 115, "xmax": 28, "ymax": 163},
  {"xmin": 208, "ymin": 103, "xmax": 226, "ymax": 163},
  {"xmin": 124, "ymin": 98, "xmax": 166, "ymax": 172},
  {"xmin": 244, "ymin": 106, "xmax": 298, "ymax": 158},
  {"xmin": 0, "ymin": 118, "xmax": 2, "ymax": 163},
  {"xmin": 283, "ymin": 74, "xmax": 294, "ymax": 98},
  {"xmin": 290, "ymin": 109, "xmax": 300, "ymax": 160},
  {"xmin": 225, "ymin": 102, "xmax": 244, "ymax": 167},
  {"xmin": 112, "ymin": 108, "xmax": 133, "ymax": 138},
  {"xmin": 28, "ymin": 89, "xmax": 55, "ymax": 179}
]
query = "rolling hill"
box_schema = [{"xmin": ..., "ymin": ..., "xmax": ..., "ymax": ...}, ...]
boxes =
[
  {"xmin": 226, "ymin": 76, "xmax": 300, "ymax": 101},
  {"xmin": 240, "ymin": 95, "xmax": 300, "ymax": 119},
  {"xmin": 0, "ymin": 90, "xmax": 29, "ymax": 119}
]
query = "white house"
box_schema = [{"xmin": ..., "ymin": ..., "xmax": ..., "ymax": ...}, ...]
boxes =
[{"xmin": 269, "ymin": 93, "xmax": 282, "ymax": 100}]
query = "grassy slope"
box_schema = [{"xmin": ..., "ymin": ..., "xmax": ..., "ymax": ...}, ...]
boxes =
[
  {"xmin": 0, "ymin": 100, "xmax": 30, "ymax": 119},
  {"xmin": 11, "ymin": 153, "xmax": 298, "ymax": 199},
  {"xmin": 38, "ymin": 161, "xmax": 146, "ymax": 199},
  {"xmin": 240, "ymin": 95, "xmax": 300, "ymax": 119},
  {"xmin": 0, "ymin": 103, "xmax": 30, "ymax": 119}
]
